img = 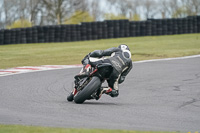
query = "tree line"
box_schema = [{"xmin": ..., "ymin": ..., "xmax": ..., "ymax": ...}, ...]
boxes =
[{"xmin": 0, "ymin": 0, "xmax": 200, "ymax": 29}]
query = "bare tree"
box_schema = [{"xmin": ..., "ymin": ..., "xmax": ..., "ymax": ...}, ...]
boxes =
[
  {"xmin": 141, "ymin": 0, "xmax": 158, "ymax": 19},
  {"xmin": 0, "ymin": 0, "xmax": 41, "ymax": 28},
  {"xmin": 158, "ymin": 0, "xmax": 199, "ymax": 18},
  {"xmin": 28, "ymin": 0, "xmax": 42, "ymax": 25},
  {"xmin": 106, "ymin": 0, "xmax": 132, "ymax": 17},
  {"xmin": 191, "ymin": 0, "xmax": 200, "ymax": 15},
  {"xmin": 184, "ymin": 0, "xmax": 200, "ymax": 16},
  {"xmin": 2, "ymin": 0, "xmax": 20, "ymax": 27},
  {"xmin": 41, "ymin": 0, "xmax": 65, "ymax": 25},
  {"xmin": 0, "ymin": 0, "xmax": 3, "ymax": 28},
  {"xmin": 89, "ymin": 0, "xmax": 102, "ymax": 21},
  {"xmin": 130, "ymin": 0, "xmax": 140, "ymax": 14},
  {"xmin": 127, "ymin": 0, "xmax": 141, "ymax": 20},
  {"xmin": 40, "ymin": 0, "xmax": 89, "ymax": 25},
  {"xmin": 169, "ymin": 0, "xmax": 182, "ymax": 18},
  {"xmin": 0, "ymin": 0, "xmax": 199, "ymax": 29},
  {"xmin": 106, "ymin": 0, "xmax": 159, "ymax": 20},
  {"xmin": 158, "ymin": 0, "xmax": 172, "ymax": 18}
]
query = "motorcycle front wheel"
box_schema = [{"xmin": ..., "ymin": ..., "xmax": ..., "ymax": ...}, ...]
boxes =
[{"xmin": 74, "ymin": 76, "xmax": 101, "ymax": 104}]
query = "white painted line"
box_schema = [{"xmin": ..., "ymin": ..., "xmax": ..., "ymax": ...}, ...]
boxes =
[{"xmin": 0, "ymin": 55, "xmax": 200, "ymax": 77}]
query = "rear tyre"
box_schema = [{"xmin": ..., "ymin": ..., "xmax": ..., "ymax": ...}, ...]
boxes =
[{"xmin": 74, "ymin": 76, "xmax": 101, "ymax": 104}]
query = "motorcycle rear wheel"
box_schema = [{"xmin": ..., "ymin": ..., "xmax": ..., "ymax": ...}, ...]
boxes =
[{"xmin": 74, "ymin": 76, "xmax": 101, "ymax": 104}]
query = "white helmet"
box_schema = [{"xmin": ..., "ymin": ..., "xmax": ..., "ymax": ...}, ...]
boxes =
[
  {"xmin": 118, "ymin": 44, "xmax": 131, "ymax": 58},
  {"xmin": 118, "ymin": 44, "xmax": 130, "ymax": 51}
]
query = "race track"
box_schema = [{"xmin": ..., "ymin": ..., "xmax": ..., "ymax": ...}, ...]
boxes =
[{"xmin": 0, "ymin": 57, "xmax": 200, "ymax": 132}]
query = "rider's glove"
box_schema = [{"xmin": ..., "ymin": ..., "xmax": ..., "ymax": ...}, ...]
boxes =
[
  {"xmin": 118, "ymin": 76, "xmax": 125, "ymax": 84},
  {"xmin": 81, "ymin": 53, "xmax": 91, "ymax": 65}
]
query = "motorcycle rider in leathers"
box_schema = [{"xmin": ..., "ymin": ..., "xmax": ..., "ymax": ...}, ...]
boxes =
[{"xmin": 67, "ymin": 44, "xmax": 132, "ymax": 101}]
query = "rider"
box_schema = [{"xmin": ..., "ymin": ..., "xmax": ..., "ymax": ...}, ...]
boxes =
[{"xmin": 67, "ymin": 44, "xmax": 132, "ymax": 101}]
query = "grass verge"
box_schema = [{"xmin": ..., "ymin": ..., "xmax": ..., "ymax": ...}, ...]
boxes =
[
  {"xmin": 0, "ymin": 33, "xmax": 200, "ymax": 69},
  {"xmin": 0, "ymin": 124, "xmax": 177, "ymax": 133}
]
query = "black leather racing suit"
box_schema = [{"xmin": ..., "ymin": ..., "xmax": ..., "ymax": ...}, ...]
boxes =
[{"xmin": 84, "ymin": 47, "xmax": 132, "ymax": 97}]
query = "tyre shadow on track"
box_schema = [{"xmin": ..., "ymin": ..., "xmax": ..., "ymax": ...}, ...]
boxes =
[
  {"xmin": 85, "ymin": 102, "xmax": 117, "ymax": 105},
  {"xmin": 84, "ymin": 102, "xmax": 137, "ymax": 107},
  {"xmin": 65, "ymin": 101, "xmax": 120, "ymax": 106}
]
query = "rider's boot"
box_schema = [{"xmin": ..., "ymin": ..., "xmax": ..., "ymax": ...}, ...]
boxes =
[
  {"xmin": 94, "ymin": 87, "xmax": 112, "ymax": 100},
  {"xmin": 100, "ymin": 87, "xmax": 119, "ymax": 97},
  {"xmin": 67, "ymin": 88, "xmax": 77, "ymax": 102}
]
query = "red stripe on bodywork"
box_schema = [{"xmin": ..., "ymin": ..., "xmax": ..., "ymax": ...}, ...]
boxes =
[{"xmin": 89, "ymin": 69, "xmax": 98, "ymax": 76}]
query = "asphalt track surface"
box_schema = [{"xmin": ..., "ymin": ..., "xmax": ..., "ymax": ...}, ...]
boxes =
[{"xmin": 0, "ymin": 57, "xmax": 200, "ymax": 132}]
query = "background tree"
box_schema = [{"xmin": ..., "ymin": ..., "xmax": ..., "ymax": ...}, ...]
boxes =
[
  {"xmin": 106, "ymin": 0, "xmax": 132, "ymax": 18},
  {"xmin": 158, "ymin": 0, "xmax": 171, "ymax": 18},
  {"xmin": 0, "ymin": 0, "xmax": 200, "ymax": 29},
  {"xmin": 7, "ymin": 19, "xmax": 32, "ymax": 29},
  {"xmin": 0, "ymin": 1, "xmax": 3, "ymax": 28},
  {"xmin": 129, "ymin": 0, "xmax": 141, "ymax": 20},
  {"xmin": 181, "ymin": 0, "xmax": 200, "ymax": 16},
  {"xmin": 131, "ymin": 14, "xmax": 141, "ymax": 21},
  {"xmin": 89, "ymin": 0, "xmax": 102, "ymax": 21},
  {"xmin": 29, "ymin": 0, "xmax": 42, "ymax": 25},
  {"xmin": 141, "ymin": 0, "xmax": 158, "ymax": 19},
  {"xmin": 2, "ymin": 0, "xmax": 19, "ymax": 27},
  {"xmin": 172, "ymin": 6, "xmax": 188, "ymax": 18},
  {"xmin": 40, "ymin": 0, "xmax": 89, "ymax": 25},
  {"xmin": 1, "ymin": 0, "xmax": 42, "ymax": 28},
  {"xmin": 65, "ymin": 10, "xmax": 94, "ymax": 24},
  {"xmin": 104, "ymin": 13, "xmax": 128, "ymax": 20}
]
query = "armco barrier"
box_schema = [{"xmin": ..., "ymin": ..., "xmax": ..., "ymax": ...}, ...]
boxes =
[{"xmin": 0, "ymin": 15, "xmax": 200, "ymax": 45}]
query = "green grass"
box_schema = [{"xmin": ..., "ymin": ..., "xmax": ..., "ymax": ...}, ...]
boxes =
[
  {"xmin": 0, "ymin": 33, "xmax": 200, "ymax": 69},
  {"xmin": 0, "ymin": 124, "xmax": 177, "ymax": 133}
]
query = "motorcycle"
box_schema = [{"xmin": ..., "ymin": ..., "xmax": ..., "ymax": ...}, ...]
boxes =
[{"xmin": 67, "ymin": 60, "xmax": 113, "ymax": 104}]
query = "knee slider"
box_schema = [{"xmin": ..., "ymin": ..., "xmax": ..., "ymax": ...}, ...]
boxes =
[{"xmin": 110, "ymin": 90, "xmax": 119, "ymax": 97}]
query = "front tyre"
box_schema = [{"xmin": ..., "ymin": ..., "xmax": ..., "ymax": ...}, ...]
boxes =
[{"xmin": 74, "ymin": 76, "xmax": 101, "ymax": 104}]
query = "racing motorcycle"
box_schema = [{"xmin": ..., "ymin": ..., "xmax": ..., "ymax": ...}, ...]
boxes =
[{"xmin": 67, "ymin": 61, "xmax": 113, "ymax": 104}]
